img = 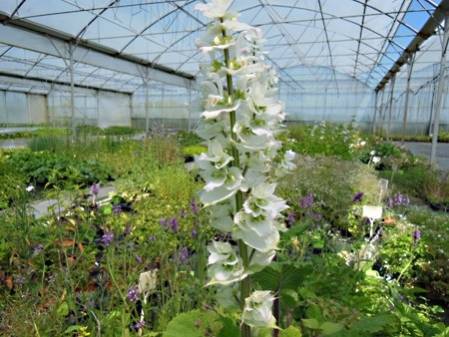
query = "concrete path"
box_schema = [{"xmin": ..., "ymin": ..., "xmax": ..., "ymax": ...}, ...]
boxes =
[
  {"xmin": 0, "ymin": 127, "xmax": 38, "ymax": 135},
  {"xmin": 396, "ymin": 142, "xmax": 449, "ymax": 171}
]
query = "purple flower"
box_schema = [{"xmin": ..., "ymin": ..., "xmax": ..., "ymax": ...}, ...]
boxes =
[
  {"xmin": 310, "ymin": 211, "xmax": 322, "ymax": 222},
  {"xmin": 135, "ymin": 255, "xmax": 142, "ymax": 264},
  {"xmin": 127, "ymin": 285, "xmax": 139, "ymax": 302},
  {"xmin": 191, "ymin": 229, "xmax": 198, "ymax": 238},
  {"xmin": 32, "ymin": 244, "xmax": 44, "ymax": 256},
  {"xmin": 300, "ymin": 193, "xmax": 314, "ymax": 209},
  {"xmin": 178, "ymin": 247, "xmax": 189, "ymax": 263},
  {"xmin": 286, "ymin": 212, "xmax": 296, "ymax": 226},
  {"xmin": 148, "ymin": 235, "xmax": 156, "ymax": 241},
  {"xmin": 90, "ymin": 183, "xmax": 100, "ymax": 196},
  {"xmin": 113, "ymin": 204, "xmax": 123, "ymax": 214},
  {"xmin": 353, "ymin": 192, "xmax": 364, "ymax": 203},
  {"xmin": 190, "ymin": 199, "xmax": 200, "ymax": 215},
  {"xmin": 169, "ymin": 218, "xmax": 179, "ymax": 232},
  {"xmin": 388, "ymin": 193, "xmax": 410, "ymax": 208},
  {"xmin": 100, "ymin": 231, "xmax": 114, "ymax": 246},
  {"xmin": 413, "ymin": 229, "xmax": 421, "ymax": 243},
  {"xmin": 132, "ymin": 320, "xmax": 145, "ymax": 331}
]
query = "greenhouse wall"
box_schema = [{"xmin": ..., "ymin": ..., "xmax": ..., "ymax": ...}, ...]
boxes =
[
  {"xmin": 0, "ymin": 90, "xmax": 47, "ymax": 125},
  {"xmin": 280, "ymin": 66, "xmax": 375, "ymax": 130}
]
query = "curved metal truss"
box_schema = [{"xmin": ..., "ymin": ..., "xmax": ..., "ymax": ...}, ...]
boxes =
[{"xmin": 0, "ymin": 0, "xmax": 445, "ymax": 94}]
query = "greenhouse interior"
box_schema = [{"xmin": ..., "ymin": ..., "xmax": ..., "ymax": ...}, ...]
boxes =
[{"xmin": 1, "ymin": 0, "xmax": 449, "ymax": 336}]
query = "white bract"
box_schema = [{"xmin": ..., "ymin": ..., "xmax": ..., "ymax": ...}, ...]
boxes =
[
  {"xmin": 242, "ymin": 291, "xmax": 277, "ymax": 328},
  {"xmin": 207, "ymin": 241, "xmax": 247, "ymax": 286},
  {"xmin": 195, "ymin": 1, "xmax": 295, "ymax": 330}
]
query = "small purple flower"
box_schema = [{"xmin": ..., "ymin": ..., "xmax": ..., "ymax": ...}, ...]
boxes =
[
  {"xmin": 14, "ymin": 274, "xmax": 26, "ymax": 286},
  {"xmin": 169, "ymin": 218, "xmax": 179, "ymax": 232},
  {"xmin": 413, "ymin": 229, "xmax": 421, "ymax": 243},
  {"xmin": 148, "ymin": 235, "xmax": 156, "ymax": 241},
  {"xmin": 127, "ymin": 285, "xmax": 139, "ymax": 302},
  {"xmin": 100, "ymin": 231, "xmax": 114, "ymax": 246},
  {"xmin": 300, "ymin": 193, "xmax": 314, "ymax": 209},
  {"xmin": 190, "ymin": 199, "xmax": 200, "ymax": 215},
  {"xmin": 135, "ymin": 255, "xmax": 143, "ymax": 264},
  {"xmin": 388, "ymin": 193, "xmax": 410, "ymax": 208},
  {"xmin": 191, "ymin": 229, "xmax": 198, "ymax": 238},
  {"xmin": 286, "ymin": 212, "xmax": 296, "ymax": 226},
  {"xmin": 132, "ymin": 320, "xmax": 145, "ymax": 331},
  {"xmin": 353, "ymin": 192, "xmax": 364, "ymax": 203},
  {"xmin": 90, "ymin": 183, "xmax": 100, "ymax": 196},
  {"xmin": 310, "ymin": 211, "xmax": 322, "ymax": 222},
  {"xmin": 113, "ymin": 204, "xmax": 123, "ymax": 214},
  {"xmin": 32, "ymin": 243, "xmax": 44, "ymax": 256},
  {"xmin": 178, "ymin": 247, "xmax": 189, "ymax": 263}
]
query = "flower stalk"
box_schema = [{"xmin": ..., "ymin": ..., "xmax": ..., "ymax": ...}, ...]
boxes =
[{"xmin": 194, "ymin": 0, "xmax": 296, "ymax": 335}]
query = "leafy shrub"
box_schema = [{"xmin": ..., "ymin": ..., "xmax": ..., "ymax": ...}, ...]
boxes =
[
  {"xmin": 176, "ymin": 130, "xmax": 203, "ymax": 147},
  {"xmin": 287, "ymin": 122, "xmax": 369, "ymax": 160},
  {"xmin": 103, "ymin": 126, "xmax": 137, "ymax": 136},
  {"xmin": 278, "ymin": 156, "xmax": 379, "ymax": 234},
  {"xmin": 5, "ymin": 150, "xmax": 111, "ymax": 189}
]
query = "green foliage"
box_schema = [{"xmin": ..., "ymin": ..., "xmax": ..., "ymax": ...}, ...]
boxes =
[
  {"xmin": 4, "ymin": 149, "xmax": 111, "ymax": 189},
  {"xmin": 287, "ymin": 122, "xmax": 369, "ymax": 160},
  {"xmin": 182, "ymin": 145, "xmax": 207, "ymax": 157},
  {"xmin": 280, "ymin": 326, "xmax": 302, "ymax": 337},
  {"xmin": 176, "ymin": 130, "xmax": 203, "ymax": 147},
  {"xmin": 163, "ymin": 310, "xmax": 239, "ymax": 337},
  {"xmin": 278, "ymin": 156, "xmax": 379, "ymax": 233}
]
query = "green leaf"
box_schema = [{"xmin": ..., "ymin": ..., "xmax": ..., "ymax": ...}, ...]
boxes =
[
  {"xmin": 302, "ymin": 318, "xmax": 320, "ymax": 330},
  {"xmin": 351, "ymin": 314, "xmax": 398, "ymax": 334},
  {"xmin": 163, "ymin": 310, "xmax": 223, "ymax": 337},
  {"xmin": 280, "ymin": 326, "xmax": 302, "ymax": 337},
  {"xmin": 56, "ymin": 301, "xmax": 69, "ymax": 317},
  {"xmin": 280, "ymin": 288, "xmax": 299, "ymax": 308},
  {"xmin": 320, "ymin": 322, "xmax": 344, "ymax": 335},
  {"xmin": 218, "ymin": 316, "xmax": 240, "ymax": 337}
]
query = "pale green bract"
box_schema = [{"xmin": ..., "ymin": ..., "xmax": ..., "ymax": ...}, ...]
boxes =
[
  {"xmin": 242, "ymin": 291, "xmax": 277, "ymax": 328},
  {"xmin": 195, "ymin": 0, "xmax": 296, "ymax": 330}
]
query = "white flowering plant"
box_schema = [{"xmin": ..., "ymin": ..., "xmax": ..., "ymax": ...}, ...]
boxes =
[{"xmin": 194, "ymin": 0, "xmax": 296, "ymax": 335}]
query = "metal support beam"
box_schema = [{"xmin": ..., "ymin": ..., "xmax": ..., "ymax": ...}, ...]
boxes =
[
  {"xmin": 371, "ymin": 89, "xmax": 379, "ymax": 134},
  {"xmin": 0, "ymin": 13, "xmax": 194, "ymax": 88},
  {"xmin": 0, "ymin": 70, "xmax": 132, "ymax": 95},
  {"xmin": 69, "ymin": 44, "xmax": 76, "ymax": 134},
  {"xmin": 387, "ymin": 75, "xmax": 396, "ymax": 140},
  {"xmin": 376, "ymin": 0, "xmax": 449, "ymax": 92},
  {"xmin": 144, "ymin": 79, "xmax": 150, "ymax": 137},
  {"xmin": 431, "ymin": 12, "xmax": 449, "ymax": 165},
  {"xmin": 401, "ymin": 53, "xmax": 416, "ymax": 142},
  {"xmin": 187, "ymin": 84, "xmax": 192, "ymax": 132}
]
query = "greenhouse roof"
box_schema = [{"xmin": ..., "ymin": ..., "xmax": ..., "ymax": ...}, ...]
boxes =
[{"xmin": 0, "ymin": 0, "xmax": 447, "ymax": 94}]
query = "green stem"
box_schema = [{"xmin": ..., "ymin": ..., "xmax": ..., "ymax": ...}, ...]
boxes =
[{"xmin": 221, "ymin": 21, "xmax": 252, "ymax": 337}]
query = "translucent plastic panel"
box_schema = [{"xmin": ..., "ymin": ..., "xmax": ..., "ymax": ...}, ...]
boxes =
[
  {"xmin": 17, "ymin": 0, "xmax": 106, "ymax": 36},
  {"xmin": 0, "ymin": 0, "xmax": 20, "ymax": 15}
]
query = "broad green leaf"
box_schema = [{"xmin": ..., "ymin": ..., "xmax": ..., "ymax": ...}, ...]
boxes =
[
  {"xmin": 302, "ymin": 318, "xmax": 320, "ymax": 330},
  {"xmin": 280, "ymin": 288, "xmax": 299, "ymax": 308},
  {"xmin": 163, "ymin": 310, "xmax": 223, "ymax": 337},
  {"xmin": 56, "ymin": 301, "xmax": 69, "ymax": 317},
  {"xmin": 320, "ymin": 322, "xmax": 344, "ymax": 335},
  {"xmin": 280, "ymin": 326, "xmax": 302, "ymax": 337}
]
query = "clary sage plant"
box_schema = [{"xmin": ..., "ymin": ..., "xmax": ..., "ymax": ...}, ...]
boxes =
[{"xmin": 194, "ymin": 0, "xmax": 296, "ymax": 335}]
